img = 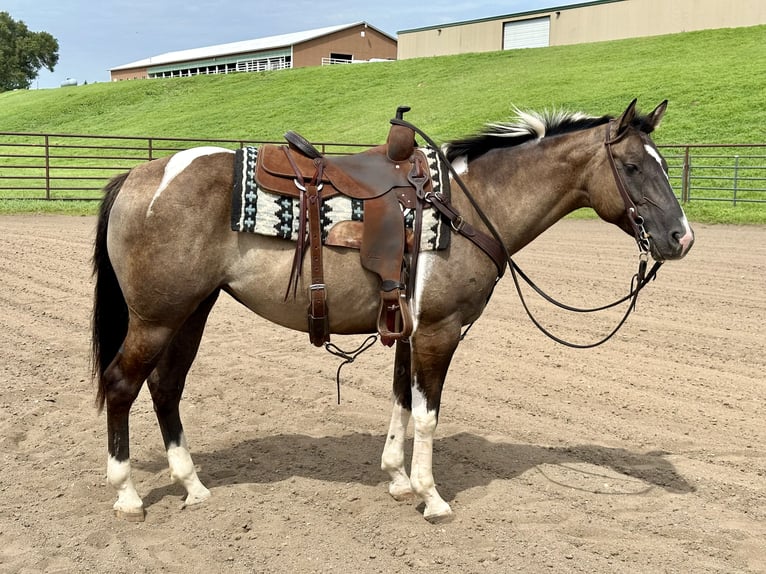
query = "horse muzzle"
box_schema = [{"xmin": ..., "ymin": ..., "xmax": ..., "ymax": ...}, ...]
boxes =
[{"xmin": 649, "ymin": 215, "xmax": 694, "ymax": 261}]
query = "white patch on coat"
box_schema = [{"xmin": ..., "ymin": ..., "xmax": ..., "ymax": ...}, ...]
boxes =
[
  {"xmin": 167, "ymin": 434, "xmax": 211, "ymax": 506},
  {"xmin": 410, "ymin": 382, "xmax": 437, "ymax": 485},
  {"xmin": 678, "ymin": 213, "xmax": 694, "ymax": 255},
  {"xmin": 107, "ymin": 456, "xmax": 143, "ymax": 513},
  {"xmin": 409, "ymin": 378, "xmax": 451, "ymax": 519},
  {"xmin": 451, "ymin": 154, "xmax": 469, "ymax": 176},
  {"xmin": 410, "ymin": 252, "xmax": 436, "ymax": 334},
  {"xmin": 644, "ymin": 144, "xmax": 669, "ymax": 181},
  {"xmin": 381, "ymin": 400, "xmax": 414, "ymax": 499},
  {"xmin": 146, "ymin": 147, "xmax": 233, "ymax": 217},
  {"xmin": 645, "ymin": 144, "xmax": 694, "ymax": 254}
]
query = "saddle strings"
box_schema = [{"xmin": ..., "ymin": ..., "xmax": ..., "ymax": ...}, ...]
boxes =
[{"xmin": 324, "ymin": 335, "xmax": 379, "ymax": 404}]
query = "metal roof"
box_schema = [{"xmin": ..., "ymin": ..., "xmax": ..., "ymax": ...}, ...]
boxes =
[
  {"xmin": 397, "ymin": 0, "xmax": 625, "ymax": 34},
  {"xmin": 111, "ymin": 21, "xmax": 393, "ymax": 71}
]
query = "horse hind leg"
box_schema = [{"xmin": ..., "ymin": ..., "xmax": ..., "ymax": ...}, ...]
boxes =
[
  {"xmin": 104, "ymin": 320, "xmax": 177, "ymax": 521},
  {"xmin": 146, "ymin": 291, "xmax": 220, "ymax": 509}
]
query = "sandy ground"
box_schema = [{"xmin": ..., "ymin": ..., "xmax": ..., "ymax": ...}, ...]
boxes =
[{"xmin": 0, "ymin": 214, "xmax": 764, "ymax": 574}]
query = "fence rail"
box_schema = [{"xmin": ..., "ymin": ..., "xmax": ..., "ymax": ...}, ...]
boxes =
[
  {"xmin": 0, "ymin": 132, "xmax": 764, "ymax": 204},
  {"xmin": 659, "ymin": 143, "xmax": 766, "ymax": 205}
]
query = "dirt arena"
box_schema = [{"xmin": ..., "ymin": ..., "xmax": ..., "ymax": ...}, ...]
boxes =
[{"xmin": 1, "ymin": 215, "xmax": 764, "ymax": 573}]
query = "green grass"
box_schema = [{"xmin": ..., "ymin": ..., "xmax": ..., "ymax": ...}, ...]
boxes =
[
  {"xmin": 568, "ymin": 202, "xmax": 766, "ymax": 225},
  {"xmin": 679, "ymin": 201, "xmax": 766, "ymax": 224},
  {"xmin": 0, "ymin": 199, "xmax": 99, "ymax": 215},
  {"xmin": 1, "ymin": 24, "xmax": 765, "ymax": 219}
]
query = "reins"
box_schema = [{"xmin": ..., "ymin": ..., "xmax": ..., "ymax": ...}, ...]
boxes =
[
  {"xmin": 391, "ymin": 117, "xmax": 664, "ymax": 348},
  {"xmin": 325, "ymin": 117, "xmax": 667, "ymax": 398}
]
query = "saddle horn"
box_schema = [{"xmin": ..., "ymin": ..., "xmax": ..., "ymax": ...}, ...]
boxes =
[{"xmin": 387, "ymin": 106, "xmax": 416, "ymax": 162}]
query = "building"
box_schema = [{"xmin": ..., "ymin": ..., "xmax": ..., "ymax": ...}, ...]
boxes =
[
  {"xmin": 397, "ymin": 0, "xmax": 766, "ymax": 59},
  {"xmin": 110, "ymin": 22, "xmax": 396, "ymax": 81}
]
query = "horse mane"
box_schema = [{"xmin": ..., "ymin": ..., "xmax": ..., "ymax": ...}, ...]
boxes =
[{"xmin": 444, "ymin": 108, "xmax": 613, "ymax": 162}]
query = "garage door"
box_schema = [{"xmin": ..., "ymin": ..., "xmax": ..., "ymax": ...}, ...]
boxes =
[{"xmin": 503, "ymin": 16, "xmax": 550, "ymax": 50}]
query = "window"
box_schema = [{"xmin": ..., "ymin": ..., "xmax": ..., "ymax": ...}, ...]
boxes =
[{"xmin": 327, "ymin": 53, "xmax": 353, "ymax": 64}]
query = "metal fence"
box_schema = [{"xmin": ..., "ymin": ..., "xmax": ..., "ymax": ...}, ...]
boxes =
[
  {"xmin": 659, "ymin": 143, "xmax": 766, "ymax": 205},
  {"xmin": 0, "ymin": 131, "xmax": 764, "ymax": 204},
  {"xmin": 0, "ymin": 132, "xmax": 372, "ymax": 201}
]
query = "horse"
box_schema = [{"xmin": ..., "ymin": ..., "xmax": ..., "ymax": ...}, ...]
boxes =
[{"xmin": 91, "ymin": 99, "xmax": 694, "ymax": 523}]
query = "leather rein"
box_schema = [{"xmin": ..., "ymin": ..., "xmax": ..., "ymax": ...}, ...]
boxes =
[{"xmin": 391, "ymin": 118, "xmax": 664, "ymax": 349}]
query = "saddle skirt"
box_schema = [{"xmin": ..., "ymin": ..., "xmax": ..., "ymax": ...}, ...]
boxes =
[{"xmin": 231, "ymin": 145, "xmax": 451, "ymax": 252}]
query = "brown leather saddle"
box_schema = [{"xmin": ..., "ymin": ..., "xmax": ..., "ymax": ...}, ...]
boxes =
[{"xmin": 254, "ymin": 107, "xmax": 433, "ymax": 347}]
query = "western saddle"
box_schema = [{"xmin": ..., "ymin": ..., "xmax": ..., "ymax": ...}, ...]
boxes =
[
  {"xmin": 254, "ymin": 106, "xmax": 508, "ymax": 347},
  {"xmin": 254, "ymin": 106, "xmax": 431, "ymax": 347}
]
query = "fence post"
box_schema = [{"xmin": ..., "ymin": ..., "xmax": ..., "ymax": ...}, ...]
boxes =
[
  {"xmin": 148, "ymin": 138, "xmax": 154, "ymax": 161},
  {"xmin": 682, "ymin": 146, "xmax": 691, "ymax": 203},
  {"xmin": 44, "ymin": 134, "xmax": 51, "ymax": 200},
  {"xmin": 732, "ymin": 155, "xmax": 740, "ymax": 206}
]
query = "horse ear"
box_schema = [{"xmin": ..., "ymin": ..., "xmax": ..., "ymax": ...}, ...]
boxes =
[
  {"xmin": 644, "ymin": 100, "xmax": 668, "ymax": 132},
  {"xmin": 616, "ymin": 98, "xmax": 638, "ymax": 136}
]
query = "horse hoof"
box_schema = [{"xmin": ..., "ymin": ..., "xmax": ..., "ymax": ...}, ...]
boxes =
[
  {"xmin": 389, "ymin": 489, "xmax": 415, "ymax": 502},
  {"xmin": 424, "ymin": 508, "xmax": 454, "ymax": 524},
  {"xmin": 387, "ymin": 480, "xmax": 414, "ymax": 501},
  {"xmin": 182, "ymin": 498, "xmax": 208, "ymax": 510},
  {"xmin": 114, "ymin": 507, "xmax": 146, "ymax": 522},
  {"xmin": 183, "ymin": 489, "xmax": 211, "ymax": 508}
]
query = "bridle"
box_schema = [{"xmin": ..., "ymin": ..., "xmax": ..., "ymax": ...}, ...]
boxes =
[
  {"xmin": 392, "ymin": 117, "xmax": 664, "ymax": 349},
  {"xmin": 603, "ymin": 122, "xmax": 654, "ymax": 258}
]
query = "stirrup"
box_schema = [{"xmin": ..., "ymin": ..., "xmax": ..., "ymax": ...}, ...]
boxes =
[{"xmin": 377, "ymin": 290, "xmax": 413, "ymax": 347}]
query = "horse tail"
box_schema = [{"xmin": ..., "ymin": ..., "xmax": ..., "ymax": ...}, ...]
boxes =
[{"xmin": 92, "ymin": 171, "xmax": 130, "ymax": 411}]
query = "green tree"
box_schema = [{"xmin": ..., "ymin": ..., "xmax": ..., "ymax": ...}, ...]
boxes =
[{"xmin": 0, "ymin": 11, "xmax": 59, "ymax": 91}]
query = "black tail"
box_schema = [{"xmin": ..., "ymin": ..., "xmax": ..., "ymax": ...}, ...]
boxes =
[{"xmin": 92, "ymin": 172, "xmax": 130, "ymax": 411}]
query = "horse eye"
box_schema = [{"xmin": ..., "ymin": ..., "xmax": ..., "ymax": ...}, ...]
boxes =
[{"xmin": 623, "ymin": 163, "xmax": 639, "ymax": 174}]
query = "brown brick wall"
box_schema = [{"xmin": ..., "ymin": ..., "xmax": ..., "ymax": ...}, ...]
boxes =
[{"xmin": 293, "ymin": 24, "xmax": 396, "ymax": 67}]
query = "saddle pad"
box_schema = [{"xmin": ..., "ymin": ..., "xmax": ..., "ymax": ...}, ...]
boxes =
[{"xmin": 231, "ymin": 146, "xmax": 451, "ymax": 251}]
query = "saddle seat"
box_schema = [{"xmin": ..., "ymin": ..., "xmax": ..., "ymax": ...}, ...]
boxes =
[
  {"xmin": 253, "ymin": 107, "xmax": 429, "ymax": 348},
  {"xmin": 255, "ymin": 131, "xmax": 417, "ymax": 201}
]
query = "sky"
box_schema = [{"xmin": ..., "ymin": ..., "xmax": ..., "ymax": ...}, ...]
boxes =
[{"xmin": 4, "ymin": 1, "xmax": 582, "ymax": 89}]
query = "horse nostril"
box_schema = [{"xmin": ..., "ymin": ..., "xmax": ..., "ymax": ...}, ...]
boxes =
[
  {"xmin": 671, "ymin": 222, "xmax": 694, "ymax": 255},
  {"xmin": 671, "ymin": 229, "xmax": 688, "ymax": 246}
]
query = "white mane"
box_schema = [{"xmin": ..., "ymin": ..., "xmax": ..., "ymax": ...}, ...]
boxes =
[{"xmin": 485, "ymin": 107, "xmax": 594, "ymax": 139}]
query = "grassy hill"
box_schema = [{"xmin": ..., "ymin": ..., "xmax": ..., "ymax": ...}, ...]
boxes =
[
  {"xmin": 1, "ymin": 25, "xmax": 765, "ymax": 145},
  {"xmin": 1, "ymin": 25, "xmax": 764, "ymax": 221}
]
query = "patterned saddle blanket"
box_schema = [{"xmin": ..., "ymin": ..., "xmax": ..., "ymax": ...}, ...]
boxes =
[{"xmin": 230, "ymin": 145, "xmax": 451, "ymax": 251}]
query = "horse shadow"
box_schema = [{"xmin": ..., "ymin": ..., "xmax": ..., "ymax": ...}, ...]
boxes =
[{"xmin": 139, "ymin": 431, "xmax": 694, "ymax": 508}]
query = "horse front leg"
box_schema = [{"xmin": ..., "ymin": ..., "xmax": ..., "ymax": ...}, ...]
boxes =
[
  {"xmin": 410, "ymin": 330, "xmax": 457, "ymax": 523},
  {"xmin": 381, "ymin": 340, "xmax": 414, "ymax": 500},
  {"xmin": 385, "ymin": 321, "xmax": 460, "ymax": 523}
]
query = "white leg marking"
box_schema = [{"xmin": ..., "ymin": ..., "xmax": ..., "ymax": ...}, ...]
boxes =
[
  {"xmin": 146, "ymin": 147, "xmax": 234, "ymax": 217},
  {"xmin": 167, "ymin": 433, "xmax": 211, "ymax": 506},
  {"xmin": 410, "ymin": 381, "xmax": 452, "ymax": 522},
  {"xmin": 107, "ymin": 456, "xmax": 144, "ymax": 516},
  {"xmin": 381, "ymin": 400, "xmax": 414, "ymax": 500}
]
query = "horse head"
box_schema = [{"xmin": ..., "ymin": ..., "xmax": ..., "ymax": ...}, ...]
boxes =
[{"xmin": 590, "ymin": 100, "xmax": 694, "ymax": 261}]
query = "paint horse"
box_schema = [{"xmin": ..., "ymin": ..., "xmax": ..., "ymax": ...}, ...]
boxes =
[{"xmin": 92, "ymin": 100, "xmax": 693, "ymax": 523}]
